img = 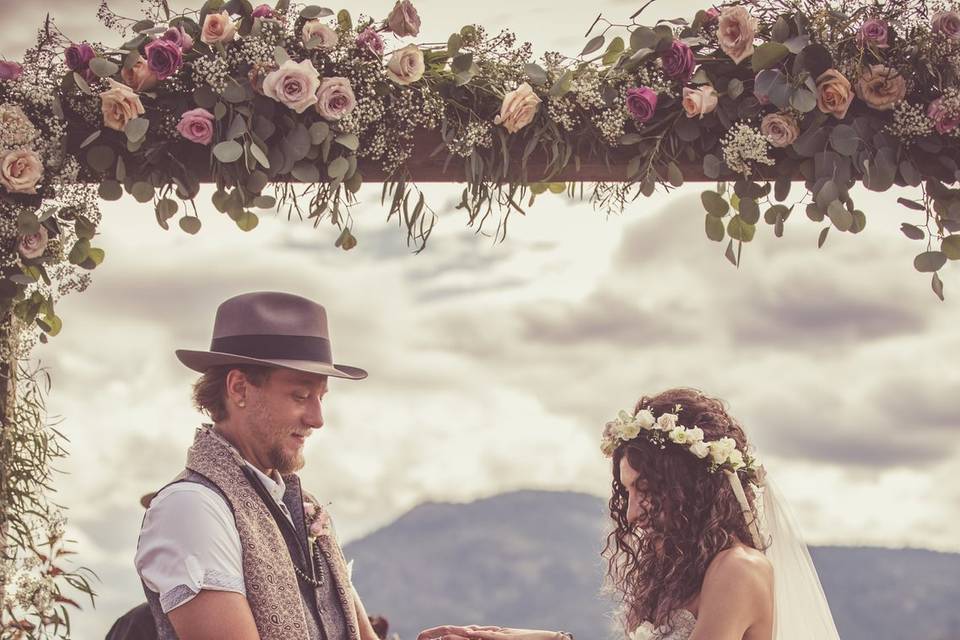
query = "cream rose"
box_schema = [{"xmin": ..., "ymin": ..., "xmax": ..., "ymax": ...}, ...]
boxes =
[
  {"xmin": 709, "ymin": 437, "xmax": 738, "ymax": 464},
  {"xmin": 0, "ymin": 149, "xmax": 43, "ymax": 194},
  {"xmin": 99, "ymin": 79, "xmax": 145, "ymax": 131},
  {"xmin": 656, "ymin": 412, "xmax": 679, "ymax": 431},
  {"xmin": 681, "ymin": 85, "xmax": 719, "ymax": 119},
  {"xmin": 668, "ymin": 426, "xmax": 689, "ymax": 444},
  {"xmin": 618, "ymin": 417, "xmax": 641, "ymax": 440},
  {"xmin": 816, "ymin": 69, "xmax": 854, "ymax": 119},
  {"xmin": 120, "ymin": 56, "xmax": 159, "ymax": 92},
  {"xmin": 855, "ymin": 64, "xmax": 906, "ymax": 111},
  {"xmin": 0, "ymin": 104, "xmax": 39, "ymax": 147},
  {"xmin": 302, "ymin": 20, "xmax": 338, "ymax": 49},
  {"xmin": 760, "ymin": 112, "xmax": 800, "ymax": 147},
  {"xmin": 718, "ymin": 6, "xmax": 757, "ymax": 64},
  {"xmin": 385, "ymin": 44, "xmax": 425, "ymax": 85},
  {"xmin": 689, "ymin": 441, "xmax": 710, "ymax": 459},
  {"xmin": 494, "ymin": 82, "xmax": 541, "ymax": 134},
  {"xmin": 727, "ymin": 449, "xmax": 746, "ymax": 469},
  {"xmin": 635, "ymin": 409, "xmax": 656, "ymax": 430},
  {"xmin": 261, "ymin": 59, "xmax": 322, "ymax": 114},
  {"xmin": 19, "ymin": 226, "xmax": 48, "ymax": 259},
  {"xmin": 685, "ymin": 427, "xmax": 705, "ymax": 443},
  {"xmin": 201, "ymin": 11, "xmax": 237, "ymax": 45}
]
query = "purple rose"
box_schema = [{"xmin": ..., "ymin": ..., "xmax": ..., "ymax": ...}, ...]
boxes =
[
  {"xmin": 356, "ymin": 27, "xmax": 385, "ymax": 57},
  {"xmin": 0, "ymin": 61, "xmax": 22, "ymax": 81},
  {"xmin": 162, "ymin": 26, "xmax": 194, "ymax": 52},
  {"xmin": 65, "ymin": 43, "xmax": 96, "ymax": 72},
  {"xmin": 857, "ymin": 19, "xmax": 889, "ymax": 48},
  {"xmin": 144, "ymin": 38, "xmax": 182, "ymax": 81},
  {"xmin": 928, "ymin": 97, "xmax": 960, "ymax": 134},
  {"xmin": 661, "ymin": 40, "xmax": 695, "ymax": 81},
  {"xmin": 933, "ymin": 11, "xmax": 960, "ymax": 38},
  {"xmin": 252, "ymin": 4, "xmax": 274, "ymax": 18},
  {"xmin": 626, "ymin": 86, "xmax": 658, "ymax": 123}
]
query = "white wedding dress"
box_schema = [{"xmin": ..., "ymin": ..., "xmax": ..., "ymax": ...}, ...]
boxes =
[{"xmin": 630, "ymin": 609, "xmax": 697, "ymax": 640}]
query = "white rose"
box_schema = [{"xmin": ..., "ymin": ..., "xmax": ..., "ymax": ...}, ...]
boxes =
[
  {"xmin": 635, "ymin": 409, "xmax": 656, "ymax": 430},
  {"xmin": 727, "ymin": 449, "xmax": 745, "ymax": 469},
  {"xmin": 656, "ymin": 413, "xmax": 679, "ymax": 431},
  {"xmin": 686, "ymin": 427, "xmax": 705, "ymax": 442},
  {"xmin": 618, "ymin": 419, "xmax": 641, "ymax": 440},
  {"xmin": 668, "ymin": 426, "xmax": 688, "ymax": 444},
  {"xmin": 689, "ymin": 441, "xmax": 710, "ymax": 459},
  {"xmin": 709, "ymin": 437, "xmax": 737, "ymax": 464}
]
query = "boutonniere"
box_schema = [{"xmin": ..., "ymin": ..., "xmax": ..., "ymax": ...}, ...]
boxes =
[{"xmin": 303, "ymin": 500, "xmax": 331, "ymax": 541}]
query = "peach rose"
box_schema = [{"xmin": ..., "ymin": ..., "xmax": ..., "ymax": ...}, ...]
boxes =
[
  {"xmin": 760, "ymin": 112, "xmax": 800, "ymax": 147},
  {"xmin": 681, "ymin": 85, "xmax": 718, "ymax": 119},
  {"xmin": 99, "ymin": 79, "xmax": 145, "ymax": 131},
  {"xmin": 120, "ymin": 56, "xmax": 159, "ymax": 92},
  {"xmin": 19, "ymin": 226, "xmax": 48, "ymax": 259},
  {"xmin": 385, "ymin": 44, "xmax": 425, "ymax": 85},
  {"xmin": 718, "ymin": 6, "xmax": 757, "ymax": 64},
  {"xmin": 302, "ymin": 20, "xmax": 338, "ymax": 49},
  {"xmin": 0, "ymin": 149, "xmax": 43, "ymax": 194},
  {"xmin": 855, "ymin": 64, "xmax": 906, "ymax": 111},
  {"xmin": 815, "ymin": 69, "xmax": 854, "ymax": 119},
  {"xmin": 201, "ymin": 11, "xmax": 237, "ymax": 45},
  {"xmin": 494, "ymin": 82, "xmax": 541, "ymax": 133}
]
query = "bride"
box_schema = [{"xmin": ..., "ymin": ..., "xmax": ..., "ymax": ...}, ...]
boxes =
[{"xmin": 418, "ymin": 388, "xmax": 841, "ymax": 640}]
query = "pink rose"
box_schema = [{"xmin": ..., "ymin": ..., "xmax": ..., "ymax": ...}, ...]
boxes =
[
  {"xmin": 0, "ymin": 149, "xmax": 43, "ymax": 194},
  {"xmin": 303, "ymin": 501, "xmax": 317, "ymax": 519},
  {"xmin": 932, "ymin": 11, "xmax": 960, "ymax": 39},
  {"xmin": 385, "ymin": 44, "xmax": 425, "ymax": 85},
  {"xmin": 704, "ymin": 8, "xmax": 720, "ymax": 25},
  {"xmin": 308, "ymin": 509, "xmax": 331, "ymax": 538},
  {"xmin": 815, "ymin": 69, "xmax": 854, "ymax": 119},
  {"xmin": 302, "ymin": 20, "xmax": 338, "ymax": 49},
  {"xmin": 928, "ymin": 97, "xmax": 960, "ymax": 134},
  {"xmin": 356, "ymin": 27, "xmax": 385, "ymax": 57},
  {"xmin": 626, "ymin": 86, "xmax": 658, "ymax": 123},
  {"xmin": 201, "ymin": 11, "xmax": 237, "ymax": 45},
  {"xmin": 144, "ymin": 38, "xmax": 183, "ymax": 80},
  {"xmin": 494, "ymin": 82, "xmax": 541, "ymax": 134},
  {"xmin": 855, "ymin": 64, "xmax": 906, "ymax": 111},
  {"xmin": 718, "ymin": 6, "xmax": 757, "ymax": 64},
  {"xmin": 99, "ymin": 79, "xmax": 145, "ymax": 131},
  {"xmin": 760, "ymin": 112, "xmax": 800, "ymax": 147},
  {"xmin": 857, "ymin": 19, "xmax": 889, "ymax": 49},
  {"xmin": 19, "ymin": 226, "xmax": 48, "ymax": 259},
  {"xmin": 176, "ymin": 108, "xmax": 215, "ymax": 145},
  {"xmin": 315, "ymin": 77, "xmax": 356, "ymax": 120},
  {"xmin": 121, "ymin": 56, "xmax": 159, "ymax": 92},
  {"xmin": 0, "ymin": 60, "xmax": 22, "ymax": 81},
  {"xmin": 682, "ymin": 85, "xmax": 718, "ymax": 119},
  {"xmin": 386, "ymin": 0, "xmax": 421, "ymax": 38},
  {"xmin": 262, "ymin": 58, "xmax": 321, "ymax": 113}
]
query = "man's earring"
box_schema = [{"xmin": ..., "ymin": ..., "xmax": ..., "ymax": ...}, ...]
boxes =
[{"xmin": 238, "ymin": 399, "xmax": 246, "ymax": 408}]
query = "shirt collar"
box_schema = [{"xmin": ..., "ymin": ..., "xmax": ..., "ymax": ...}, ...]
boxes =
[{"xmin": 205, "ymin": 425, "xmax": 287, "ymax": 503}]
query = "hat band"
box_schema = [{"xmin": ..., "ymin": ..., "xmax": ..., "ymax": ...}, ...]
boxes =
[{"xmin": 210, "ymin": 334, "xmax": 332, "ymax": 363}]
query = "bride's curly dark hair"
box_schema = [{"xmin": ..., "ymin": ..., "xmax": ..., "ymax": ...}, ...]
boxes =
[{"xmin": 602, "ymin": 388, "xmax": 766, "ymax": 634}]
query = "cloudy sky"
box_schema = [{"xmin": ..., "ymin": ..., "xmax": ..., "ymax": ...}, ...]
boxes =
[{"xmin": 5, "ymin": 0, "xmax": 960, "ymax": 637}]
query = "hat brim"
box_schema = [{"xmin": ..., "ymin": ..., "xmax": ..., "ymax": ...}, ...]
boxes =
[{"xmin": 175, "ymin": 349, "xmax": 368, "ymax": 380}]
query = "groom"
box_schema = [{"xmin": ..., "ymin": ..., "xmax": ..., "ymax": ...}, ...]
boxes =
[{"xmin": 135, "ymin": 291, "xmax": 379, "ymax": 640}]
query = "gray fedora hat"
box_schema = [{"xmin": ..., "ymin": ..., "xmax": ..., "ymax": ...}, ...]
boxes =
[{"xmin": 175, "ymin": 291, "xmax": 367, "ymax": 380}]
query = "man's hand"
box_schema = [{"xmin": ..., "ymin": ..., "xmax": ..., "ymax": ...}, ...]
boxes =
[
  {"xmin": 168, "ymin": 590, "xmax": 260, "ymax": 640},
  {"xmin": 418, "ymin": 625, "xmax": 503, "ymax": 640}
]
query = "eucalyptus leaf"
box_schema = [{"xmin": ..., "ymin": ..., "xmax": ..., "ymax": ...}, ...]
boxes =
[
  {"xmin": 900, "ymin": 223, "xmax": 925, "ymax": 240},
  {"xmin": 86, "ymin": 145, "xmax": 115, "ymax": 173},
  {"xmin": 300, "ymin": 5, "xmax": 333, "ymax": 19},
  {"xmin": 524, "ymin": 63, "xmax": 548, "ymax": 86},
  {"xmin": 751, "ymin": 42, "xmax": 789, "ymax": 72},
  {"xmin": 131, "ymin": 182, "xmax": 155, "ymax": 203},
  {"xmin": 705, "ymin": 214, "xmax": 725, "ymax": 242},
  {"xmin": 701, "ymin": 190, "xmax": 729, "ymax": 217},
  {"xmin": 292, "ymin": 161, "xmax": 321, "ymax": 182},
  {"xmin": 98, "ymin": 180, "xmax": 123, "ymax": 201},
  {"xmin": 727, "ymin": 215, "xmax": 756, "ymax": 242},
  {"xmin": 213, "ymin": 140, "xmax": 244, "ymax": 163},
  {"xmin": 89, "ymin": 58, "xmax": 120, "ymax": 78},
  {"xmin": 327, "ymin": 156, "xmax": 349, "ymax": 179},
  {"xmin": 914, "ymin": 251, "xmax": 947, "ymax": 272},
  {"xmin": 581, "ymin": 35, "xmax": 605, "ymax": 57},
  {"xmin": 335, "ymin": 133, "xmax": 359, "ymax": 151},
  {"xmin": 828, "ymin": 124, "xmax": 859, "ymax": 156},
  {"xmin": 236, "ymin": 211, "xmax": 259, "ymax": 231},
  {"xmin": 179, "ymin": 217, "xmax": 202, "ymax": 234},
  {"xmin": 125, "ymin": 117, "xmax": 149, "ymax": 142},
  {"xmin": 942, "ymin": 235, "xmax": 960, "ymax": 259}
]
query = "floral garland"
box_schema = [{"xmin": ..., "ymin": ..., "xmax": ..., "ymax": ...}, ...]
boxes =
[{"xmin": 601, "ymin": 407, "xmax": 763, "ymax": 483}]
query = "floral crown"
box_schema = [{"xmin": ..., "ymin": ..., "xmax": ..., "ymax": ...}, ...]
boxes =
[{"xmin": 601, "ymin": 405, "xmax": 763, "ymax": 483}]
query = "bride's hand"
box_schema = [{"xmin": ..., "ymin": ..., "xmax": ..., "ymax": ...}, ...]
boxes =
[{"xmin": 417, "ymin": 625, "xmax": 504, "ymax": 640}]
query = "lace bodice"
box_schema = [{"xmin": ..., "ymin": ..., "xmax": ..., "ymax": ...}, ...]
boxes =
[{"xmin": 629, "ymin": 609, "xmax": 697, "ymax": 640}]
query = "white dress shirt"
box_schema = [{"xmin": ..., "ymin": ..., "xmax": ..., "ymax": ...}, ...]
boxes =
[{"xmin": 135, "ymin": 461, "xmax": 293, "ymax": 613}]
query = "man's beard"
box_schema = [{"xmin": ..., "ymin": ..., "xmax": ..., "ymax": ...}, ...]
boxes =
[{"xmin": 268, "ymin": 443, "xmax": 305, "ymax": 474}]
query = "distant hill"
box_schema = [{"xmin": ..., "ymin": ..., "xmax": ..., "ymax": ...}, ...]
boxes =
[{"xmin": 344, "ymin": 490, "xmax": 960, "ymax": 640}]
